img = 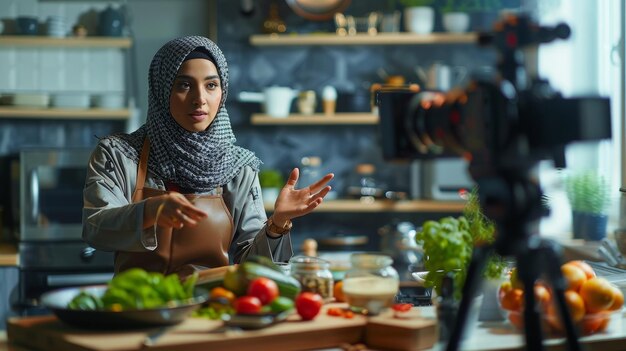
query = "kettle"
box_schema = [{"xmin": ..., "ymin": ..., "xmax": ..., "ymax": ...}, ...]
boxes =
[
  {"xmin": 239, "ymin": 86, "xmax": 298, "ymax": 118},
  {"xmin": 415, "ymin": 62, "xmax": 467, "ymax": 91},
  {"xmin": 378, "ymin": 221, "xmax": 423, "ymax": 281}
]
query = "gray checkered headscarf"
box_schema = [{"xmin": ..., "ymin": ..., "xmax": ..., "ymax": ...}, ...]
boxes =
[{"xmin": 107, "ymin": 36, "xmax": 261, "ymax": 192}]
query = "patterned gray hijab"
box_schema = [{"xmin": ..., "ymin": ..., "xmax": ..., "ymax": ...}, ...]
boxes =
[{"xmin": 107, "ymin": 36, "xmax": 261, "ymax": 192}]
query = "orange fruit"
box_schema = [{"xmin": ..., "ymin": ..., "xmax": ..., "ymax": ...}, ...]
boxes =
[
  {"xmin": 563, "ymin": 290, "xmax": 586, "ymax": 322},
  {"xmin": 501, "ymin": 288, "xmax": 524, "ymax": 311},
  {"xmin": 498, "ymin": 281, "xmax": 512, "ymax": 302},
  {"xmin": 567, "ymin": 260, "xmax": 596, "ymax": 280},
  {"xmin": 608, "ymin": 285, "xmax": 624, "ymax": 311},
  {"xmin": 534, "ymin": 284, "xmax": 552, "ymax": 310},
  {"xmin": 579, "ymin": 277, "xmax": 615, "ymax": 313},
  {"xmin": 333, "ymin": 281, "xmax": 345, "ymax": 302},
  {"xmin": 561, "ymin": 263, "xmax": 587, "ymax": 292},
  {"xmin": 581, "ymin": 312, "xmax": 611, "ymax": 335}
]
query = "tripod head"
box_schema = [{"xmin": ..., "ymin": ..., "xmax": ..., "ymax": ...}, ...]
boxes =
[{"xmin": 377, "ymin": 13, "xmax": 612, "ymax": 255}]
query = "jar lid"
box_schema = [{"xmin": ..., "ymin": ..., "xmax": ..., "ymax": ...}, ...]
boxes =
[{"xmin": 289, "ymin": 255, "xmax": 330, "ymax": 270}]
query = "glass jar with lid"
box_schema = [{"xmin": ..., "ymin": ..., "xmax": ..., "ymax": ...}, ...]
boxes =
[
  {"xmin": 342, "ymin": 253, "xmax": 399, "ymax": 315},
  {"xmin": 289, "ymin": 255, "xmax": 334, "ymax": 301}
]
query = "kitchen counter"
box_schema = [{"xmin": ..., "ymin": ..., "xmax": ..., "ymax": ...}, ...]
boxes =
[
  {"xmin": 4, "ymin": 307, "xmax": 626, "ymax": 351},
  {"xmin": 0, "ymin": 244, "xmax": 18, "ymax": 267}
]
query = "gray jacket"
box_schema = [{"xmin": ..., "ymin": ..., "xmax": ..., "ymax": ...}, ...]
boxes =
[{"xmin": 82, "ymin": 138, "xmax": 293, "ymax": 264}]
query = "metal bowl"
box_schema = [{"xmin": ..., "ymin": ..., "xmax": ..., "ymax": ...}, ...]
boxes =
[{"xmin": 40, "ymin": 284, "xmax": 208, "ymax": 329}]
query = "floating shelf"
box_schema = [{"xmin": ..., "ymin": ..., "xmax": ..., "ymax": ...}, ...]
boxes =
[
  {"xmin": 251, "ymin": 113, "xmax": 378, "ymax": 125},
  {"xmin": 250, "ymin": 32, "xmax": 478, "ymax": 46},
  {"xmin": 0, "ymin": 107, "xmax": 131, "ymax": 120},
  {"xmin": 0, "ymin": 35, "xmax": 132, "ymax": 48},
  {"xmin": 264, "ymin": 199, "xmax": 465, "ymax": 213}
]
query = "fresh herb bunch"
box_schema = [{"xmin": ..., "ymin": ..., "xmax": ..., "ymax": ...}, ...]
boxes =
[
  {"xmin": 564, "ymin": 170, "xmax": 610, "ymax": 215},
  {"xmin": 416, "ymin": 188, "xmax": 507, "ymax": 300}
]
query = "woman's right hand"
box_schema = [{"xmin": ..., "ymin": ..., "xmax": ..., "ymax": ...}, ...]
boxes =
[{"xmin": 145, "ymin": 192, "xmax": 208, "ymax": 229}]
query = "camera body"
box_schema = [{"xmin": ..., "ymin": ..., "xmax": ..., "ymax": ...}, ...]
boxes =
[{"xmin": 378, "ymin": 14, "xmax": 611, "ymax": 172}]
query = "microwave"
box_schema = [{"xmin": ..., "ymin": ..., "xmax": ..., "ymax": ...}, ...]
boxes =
[{"xmin": 1, "ymin": 149, "xmax": 93, "ymax": 241}]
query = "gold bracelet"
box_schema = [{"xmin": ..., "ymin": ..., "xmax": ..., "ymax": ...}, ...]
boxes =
[{"xmin": 267, "ymin": 216, "xmax": 292, "ymax": 236}]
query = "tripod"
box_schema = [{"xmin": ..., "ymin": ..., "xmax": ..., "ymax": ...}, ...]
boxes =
[{"xmin": 445, "ymin": 171, "xmax": 583, "ymax": 351}]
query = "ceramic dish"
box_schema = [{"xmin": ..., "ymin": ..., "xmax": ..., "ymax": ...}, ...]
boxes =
[{"xmin": 40, "ymin": 284, "xmax": 208, "ymax": 329}]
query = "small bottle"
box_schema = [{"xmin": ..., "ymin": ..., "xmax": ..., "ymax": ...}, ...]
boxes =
[
  {"xmin": 342, "ymin": 253, "xmax": 399, "ymax": 315},
  {"xmin": 289, "ymin": 255, "xmax": 334, "ymax": 301}
]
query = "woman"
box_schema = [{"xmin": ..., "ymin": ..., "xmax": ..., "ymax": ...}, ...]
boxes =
[{"xmin": 82, "ymin": 36, "xmax": 333, "ymax": 278}]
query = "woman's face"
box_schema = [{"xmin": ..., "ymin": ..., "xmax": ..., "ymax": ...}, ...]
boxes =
[{"xmin": 169, "ymin": 58, "xmax": 222, "ymax": 132}]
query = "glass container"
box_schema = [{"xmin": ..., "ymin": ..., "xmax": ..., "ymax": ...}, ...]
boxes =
[
  {"xmin": 342, "ymin": 253, "xmax": 399, "ymax": 315},
  {"xmin": 289, "ymin": 255, "xmax": 334, "ymax": 301}
]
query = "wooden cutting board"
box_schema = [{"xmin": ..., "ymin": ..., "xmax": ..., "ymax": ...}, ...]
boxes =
[{"xmin": 7, "ymin": 305, "xmax": 436, "ymax": 351}]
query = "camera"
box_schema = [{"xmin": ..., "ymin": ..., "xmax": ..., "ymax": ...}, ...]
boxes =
[{"xmin": 378, "ymin": 14, "xmax": 612, "ymax": 170}]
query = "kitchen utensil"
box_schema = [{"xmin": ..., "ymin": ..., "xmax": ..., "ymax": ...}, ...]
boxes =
[
  {"xmin": 239, "ymin": 86, "xmax": 298, "ymax": 118},
  {"xmin": 286, "ymin": 0, "xmax": 351, "ymax": 21},
  {"xmin": 415, "ymin": 62, "xmax": 467, "ymax": 91},
  {"xmin": 602, "ymin": 238, "xmax": 625, "ymax": 265},
  {"xmin": 40, "ymin": 284, "xmax": 208, "ymax": 329},
  {"xmin": 599, "ymin": 245, "xmax": 619, "ymax": 267}
]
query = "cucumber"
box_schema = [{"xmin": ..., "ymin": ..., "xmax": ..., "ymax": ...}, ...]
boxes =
[{"xmin": 240, "ymin": 262, "xmax": 301, "ymax": 300}]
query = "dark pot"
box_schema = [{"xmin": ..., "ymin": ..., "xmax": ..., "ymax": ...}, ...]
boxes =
[{"xmin": 572, "ymin": 211, "xmax": 608, "ymax": 241}]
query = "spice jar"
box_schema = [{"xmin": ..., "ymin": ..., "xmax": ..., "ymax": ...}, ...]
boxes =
[
  {"xmin": 289, "ymin": 255, "xmax": 334, "ymax": 301},
  {"xmin": 342, "ymin": 253, "xmax": 399, "ymax": 315}
]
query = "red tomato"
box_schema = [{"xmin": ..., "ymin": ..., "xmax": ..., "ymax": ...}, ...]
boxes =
[
  {"xmin": 247, "ymin": 277, "xmax": 280, "ymax": 305},
  {"xmin": 392, "ymin": 303, "xmax": 413, "ymax": 312},
  {"xmin": 235, "ymin": 296, "xmax": 262, "ymax": 314},
  {"xmin": 295, "ymin": 292, "xmax": 323, "ymax": 320}
]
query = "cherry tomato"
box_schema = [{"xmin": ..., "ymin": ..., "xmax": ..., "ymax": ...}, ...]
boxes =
[
  {"xmin": 392, "ymin": 303, "xmax": 413, "ymax": 312},
  {"xmin": 234, "ymin": 296, "xmax": 262, "ymax": 314},
  {"xmin": 295, "ymin": 292, "xmax": 323, "ymax": 320},
  {"xmin": 247, "ymin": 277, "xmax": 279, "ymax": 305}
]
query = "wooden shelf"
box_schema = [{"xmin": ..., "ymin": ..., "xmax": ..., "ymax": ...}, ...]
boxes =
[
  {"xmin": 264, "ymin": 199, "xmax": 465, "ymax": 213},
  {"xmin": 0, "ymin": 35, "xmax": 132, "ymax": 48},
  {"xmin": 251, "ymin": 113, "xmax": 378, "ymax": 125},
  {"xmin": 250, "ymin": 32, "xmax": 478, "ymax": 46},
  {"xmin": 0, "ymin": 107, "xmax": 131, "ymax": 120}
]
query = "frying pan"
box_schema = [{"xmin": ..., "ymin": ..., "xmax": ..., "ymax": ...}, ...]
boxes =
[
  {"xmin": 40, "ymin": 284, "xmax": 208, "ymax": 329},
  {"xmin": 285, "ymin": 0, "xmax": 351, "ymax": 21}
]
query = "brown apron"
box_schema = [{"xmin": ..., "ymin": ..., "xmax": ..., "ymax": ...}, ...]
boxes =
[{"xmin": 114, "ymin": 138, "xmax": 234, "ymax": 278}]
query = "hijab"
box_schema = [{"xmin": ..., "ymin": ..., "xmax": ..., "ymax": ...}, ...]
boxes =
[{"xmin": 106, "ymin": 36, "xmax": 261, "ymax": 192}]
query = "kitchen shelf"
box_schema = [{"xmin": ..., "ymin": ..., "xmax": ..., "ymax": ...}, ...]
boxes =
[
  {"xmin": 0, "ymin": 107, "xmax": 131, "ymax": 120},
  {"xmin": 251, "ymin": 113, "xmax": 378, "ymax": 125},
  {"xmin": 264, "ymin": 199, "xmax": 465, "ymax": 213},
  {"xmin": 250, "ymin": 32, "xmax": 478, "ymax": 46},
  {"xmin": 0, "ymin": 35, "xmax": 132, "ymax": 48}
]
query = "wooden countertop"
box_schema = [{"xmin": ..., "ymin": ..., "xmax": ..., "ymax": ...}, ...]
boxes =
[{"xmin": 0, "ymin": 243, "xmax": 18, "ymax": 267}]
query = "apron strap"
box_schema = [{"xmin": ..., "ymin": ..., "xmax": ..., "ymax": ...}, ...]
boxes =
[{"xmin": 132, "ymin": 137, "xmax": 150, "ymax": 202}]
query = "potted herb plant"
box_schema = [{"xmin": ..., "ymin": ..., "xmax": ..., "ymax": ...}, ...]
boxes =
[
  {"xmin": 416, "ymin": 188, "xmax": 507, "ymax": 322},
  {"xmin": 439, "ymin": 0, "xmax": 470, "ymax": 33},
  {"xmin": 564, "ymin": 170, "xmax": 611, "ymax": 241},
  {"xmin": 399, "ymin": 0, "xmax": 435, "ymax": 34},
  {"xmin": 259, "ymin": 169, "xmax": 284, "ymax": 204}
]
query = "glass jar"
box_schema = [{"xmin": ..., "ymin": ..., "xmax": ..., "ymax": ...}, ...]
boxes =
[
  {"xmin": 289, "ymin": 255, "xmax": 334, "ymax": 301},
  {"xmin": 342, "ymin": 253, "xmax": 399, "ymax": 315}
]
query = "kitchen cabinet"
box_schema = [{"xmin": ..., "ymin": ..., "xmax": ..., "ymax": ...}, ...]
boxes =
[{"xmin": 0, "ymin": 35, "xmax": 133, "ymax": 121}]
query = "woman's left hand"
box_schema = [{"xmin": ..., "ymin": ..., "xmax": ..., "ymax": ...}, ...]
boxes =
[{"xmin": 272, "ymin": 168, "xmax": 334, "ymax": 225}]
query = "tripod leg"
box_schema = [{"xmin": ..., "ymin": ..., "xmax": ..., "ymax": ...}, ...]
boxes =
[
  {"xmin": 445, "ymin": 245, "xmax": 492, "ymax": 351},
  {"xmin": 516, "ymin": 251, "xmax": 545, "ymax": 351}
]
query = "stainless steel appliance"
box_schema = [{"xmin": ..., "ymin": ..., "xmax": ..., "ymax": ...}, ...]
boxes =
[{"xmin": 1, "ymin": 149, "xmax": 114, "ymax": 315}]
